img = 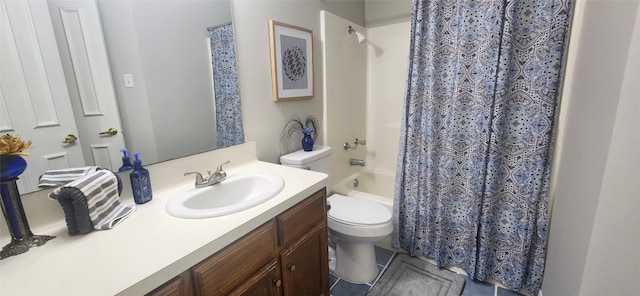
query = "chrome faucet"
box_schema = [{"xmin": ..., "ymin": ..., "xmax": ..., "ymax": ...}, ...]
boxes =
[
  {"xmin": 184, "ymin": 160, "xmax": 230, "ymax": 188},
  {"xmin": 349, "ymin": 158, "xmax": 366, "ymax": 166},
  {"xmin": 343, "ymin": 138, "xmax": 367, "ymax": 150}
]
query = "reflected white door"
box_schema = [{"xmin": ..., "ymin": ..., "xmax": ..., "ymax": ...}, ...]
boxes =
[
  {"xmin": 47, "ymin": 0, "xmax": 125, "ymax": 171},
  {"xmin": 0, "ymin": 0, "xmax": 85, "ymax": 193}
]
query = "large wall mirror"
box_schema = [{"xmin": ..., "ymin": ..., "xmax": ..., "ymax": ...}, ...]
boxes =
[{"xmin": 1, "ymin": 0, "xmax": 242, "ymax": 194}]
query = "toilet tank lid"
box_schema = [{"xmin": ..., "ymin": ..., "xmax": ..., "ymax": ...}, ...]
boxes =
[{"xmin": 280, "ymin": 145, "xmax": 332, "ymax": 165}]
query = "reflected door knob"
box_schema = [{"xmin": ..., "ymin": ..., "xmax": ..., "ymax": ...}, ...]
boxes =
[
  {"xmin": 62, "ymin": 134, "xmax": 78, "ymax": 143},
  {"xmin": 99, "ymin": 127, "xmax": 118, "ymax": 136},
  {"xmin": 274, "ymin": 279, "xmax": 282, "ymax": 287},
  {"xmin": 288, "ymin": 264, "xmax": 296, "ymax": 272}
]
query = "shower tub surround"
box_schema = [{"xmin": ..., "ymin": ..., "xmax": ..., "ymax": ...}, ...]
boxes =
[
  {"xmin": 332, "ymin": 169, "xmax": 395, "ymax": 208},
  {"xmin": 0, "ymin": 142, "xmax": 328, "ymax": 295}
]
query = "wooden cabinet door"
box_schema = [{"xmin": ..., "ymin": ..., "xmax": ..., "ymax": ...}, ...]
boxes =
[
  {"xmin": 229, "ymin": 260, "xmax": 282, "ymax": 296},
  {"xmin": 280, "ymin": 223, "xmax": 329, "ymax": 296},
  {"xmin": 146, "ymin": 271, "xmax": 194, "ymax": 296}
]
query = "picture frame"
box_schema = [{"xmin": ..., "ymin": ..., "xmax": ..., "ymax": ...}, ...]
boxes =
[{"xmin": 269, "ymin": 20, "xmax": 314, "ymax": 101}]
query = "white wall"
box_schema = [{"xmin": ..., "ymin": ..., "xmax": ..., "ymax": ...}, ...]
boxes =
[
  {"xmin": 580, "ymin": 16, "xmax": 640, "ymax": 291},
  {"xmin": 542, "ymin": 0, "xmax": 640, "ymax": 295},
  {"xmin": 365, "ymin": 21, "xmax": 410, "ymax": 174},
  {"xmin": 231, "ymin": 0, "xmax": 365, "ymax": 164},
  {"xmin": 364, "ymin": 0, "xmax": 411, "ymax": 27}
]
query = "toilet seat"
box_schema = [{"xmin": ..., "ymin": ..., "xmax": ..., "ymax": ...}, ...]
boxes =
[
  {"xmin": 328, "ymin": 194, "xmax": 393, "ymax": 238},
  {"xmin": 328, "ymin": 194, "xmax": 391, "ymax": 225}
]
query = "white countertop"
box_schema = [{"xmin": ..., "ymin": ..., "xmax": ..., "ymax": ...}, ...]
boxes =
[{"xmin": 0, "ymin": 143, "xmax": 327, "ymax": 295}]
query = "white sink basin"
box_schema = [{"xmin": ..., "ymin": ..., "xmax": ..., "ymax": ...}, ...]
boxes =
[{"xmin": 166, "ymin": 172, "xmax": 285, "ymax": 219}]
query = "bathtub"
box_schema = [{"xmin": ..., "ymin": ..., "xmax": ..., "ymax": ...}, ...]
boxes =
[{"xmin": 330, "ymin": 169, "xmax": 396, "ymax": 249}]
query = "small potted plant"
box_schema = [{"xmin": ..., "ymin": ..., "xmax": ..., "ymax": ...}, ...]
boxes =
[
  {"xmin": 0, "ymin": 134, "xmax": 55, "ymax": 260},
  {"xmin": 281, "ymin": 115, "xmax": 319, "ymax": 152},
  {"xmin": 0, "ymin": 134, "xmax": 32, "ymax": 181}
]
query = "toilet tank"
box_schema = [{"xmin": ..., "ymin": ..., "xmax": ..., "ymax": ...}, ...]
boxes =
[{"xmin": 280, "ymin": 146, "xmax": 332, "ymax": 179}]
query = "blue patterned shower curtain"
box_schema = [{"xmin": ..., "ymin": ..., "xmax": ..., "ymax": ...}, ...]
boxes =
[
  {"xmin": 393, "ymin": 0, "xmax": 572, "ymax": 294},
  {"xmin": 209, "ymin": 23, "xmax": 244, "ymax": 148}
]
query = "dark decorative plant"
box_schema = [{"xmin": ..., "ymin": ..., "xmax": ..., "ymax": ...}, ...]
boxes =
[{"xmin": 280, "ymin": 115, "xmax": 319, "ymax": 153}]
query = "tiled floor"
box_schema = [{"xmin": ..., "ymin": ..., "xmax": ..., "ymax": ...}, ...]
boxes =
[
  {"xmin": 329, "ymin": 245, "xmax": 396, "ymax": 295},
  {"xmin": 329, "ymin": 246, "xmax": 524, "ymax": 296}
]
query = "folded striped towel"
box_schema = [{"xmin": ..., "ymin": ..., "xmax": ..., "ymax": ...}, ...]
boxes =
[
  {"xmin": 38, "ymin": 166, "xmax": 100, "ymax": 187},
  {"xmin": 49, "ymin": 170, "xmax": 136, "ymax": 235}
]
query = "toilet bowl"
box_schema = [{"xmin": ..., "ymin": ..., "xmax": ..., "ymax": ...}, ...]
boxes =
[
  {"xmin": 328, "ymin": 193, "xmax": 393, "ymax": 283},
  {"xmin": 279, "ymin": 147, "xmax": 393, "ymax": 283}
]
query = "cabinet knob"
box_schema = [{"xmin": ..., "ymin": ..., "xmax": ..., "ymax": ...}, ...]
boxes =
[
  {"xmin": 288, "ymin": 264, "xmax": 296, "ymax": 272},
  {"xmin": 274, "ymin": 279, "xmax": 282, "ymax": 287}
]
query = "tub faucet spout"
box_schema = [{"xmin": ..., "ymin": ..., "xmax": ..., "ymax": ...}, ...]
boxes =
[{"xmin": 349, "ymin": 158, "xmax": 366, "ymax": 166}]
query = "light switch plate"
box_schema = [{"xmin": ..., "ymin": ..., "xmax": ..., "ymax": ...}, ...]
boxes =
[{"xmin": 124, "ymin": 74, "xmax": 134, "ymax": 88}]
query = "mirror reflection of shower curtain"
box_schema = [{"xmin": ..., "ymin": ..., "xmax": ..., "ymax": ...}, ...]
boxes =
[{"xmin": 209, "ymin": 23, "xmax": 244, "ymax": 148}]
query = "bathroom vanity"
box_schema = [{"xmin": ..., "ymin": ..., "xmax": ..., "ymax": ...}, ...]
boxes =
[
  {"xmin": 149, "ymin": 188, "xmax": 328, "ymax": 295},
  {"xmin": 0, "ymin": 143, "xmax": 329, "ymax": 295}
]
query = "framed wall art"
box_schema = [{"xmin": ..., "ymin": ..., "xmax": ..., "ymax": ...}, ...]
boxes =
[{"xmin": 269, "ymin": 20, "xmax": 314, "ymax": 101}]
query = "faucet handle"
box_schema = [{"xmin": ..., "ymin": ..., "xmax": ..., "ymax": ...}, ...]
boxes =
[
  {"xmin": 184, "ymin": 172, "xmax": 205, "ymax": 184},
  {"xmin": 216, "ymin": 160, "xmax": 230, "ymax": 172}
]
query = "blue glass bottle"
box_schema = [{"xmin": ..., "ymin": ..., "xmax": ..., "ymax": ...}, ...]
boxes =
[
  {"xmin": 118, "ymin": 148, "xmax": 134, "ymax": 172},
  {"xmin": 129, "ymin": 152, "xmax": 152, "ymax": 204}
]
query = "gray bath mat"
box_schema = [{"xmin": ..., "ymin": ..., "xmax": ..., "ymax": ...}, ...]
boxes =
[{"xmin": 368, "ymin": 254, "xmax": 465, "ymax": 296}]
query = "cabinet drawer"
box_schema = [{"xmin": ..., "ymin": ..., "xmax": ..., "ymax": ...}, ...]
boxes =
[
  {"xmin": 277, "ymin": 188, "xmax": 326, "ymax": 246},
  {"xmin": 192, "ymin": 220, "xmax": 277, "ymax": 296}
]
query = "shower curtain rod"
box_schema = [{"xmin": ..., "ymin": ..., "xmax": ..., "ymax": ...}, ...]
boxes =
[{"xmin": 207, "ymin": 21, "xmax": 232, "ymax": 32}]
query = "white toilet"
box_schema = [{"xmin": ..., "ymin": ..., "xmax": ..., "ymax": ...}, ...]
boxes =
[{"xmin": 280, "ymin": 146, "xmax": 393, "ymax": 283}]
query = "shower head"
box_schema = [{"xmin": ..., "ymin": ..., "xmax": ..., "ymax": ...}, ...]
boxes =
[
  {"xmin": 348, "ymin": 25, "xmax": 367, "ymax": 44},
  {"xmin": 355, "ymin": 31, "xmax": 366, "ymax": 43}
]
